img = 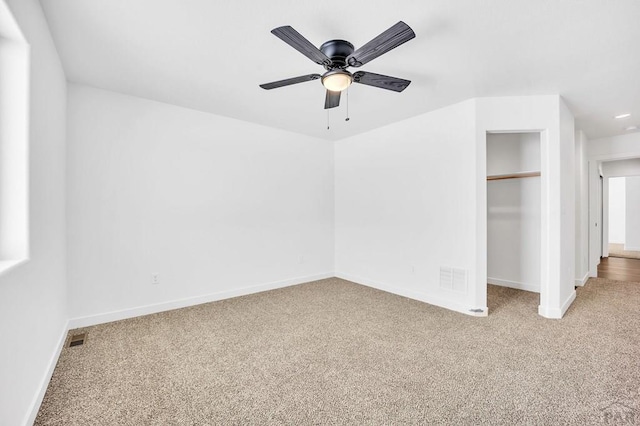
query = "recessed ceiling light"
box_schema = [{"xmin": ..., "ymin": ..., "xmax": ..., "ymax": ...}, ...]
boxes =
[
  {"xmin": 625, "ymin": 126, "xmax": 638, "ymax": 131},
  {"xmin": 615, "ymin": 113, "xmax": 631, "ymax": 119}
]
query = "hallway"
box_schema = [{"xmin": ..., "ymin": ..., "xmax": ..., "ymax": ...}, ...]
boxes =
[{"xmin": 598, "ymin": 256, "xmax": 640, "ymax": 282}]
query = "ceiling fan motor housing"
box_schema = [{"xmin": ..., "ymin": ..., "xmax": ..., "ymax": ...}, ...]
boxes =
[{"xmin": 320, "ymin": 40, "xmax": 354, "ymax": 69}]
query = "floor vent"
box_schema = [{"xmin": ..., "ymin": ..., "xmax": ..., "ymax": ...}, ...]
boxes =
[{"xmin": 69, "ymin": 333, "xmax": 86, "ymax": 347}]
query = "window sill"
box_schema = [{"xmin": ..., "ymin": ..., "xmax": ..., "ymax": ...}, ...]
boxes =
[{"xmin": 0, "ymin": 258, "xmax": 28, "ymax": 277}]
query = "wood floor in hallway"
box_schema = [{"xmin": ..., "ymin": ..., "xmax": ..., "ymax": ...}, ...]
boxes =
[{"xmin": 598, "ymin": 256, "xmax": 640, "ymax": 282}]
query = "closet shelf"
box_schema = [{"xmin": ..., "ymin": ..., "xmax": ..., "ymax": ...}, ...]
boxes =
[{"xmin": 487, "ymin": 171, "xmax": 541, "ymax": 181}]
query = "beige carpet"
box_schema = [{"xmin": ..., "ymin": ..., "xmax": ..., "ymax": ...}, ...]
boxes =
[
  {"xmin": 36, "ymin": 278, "xmax": 640, "ymax": 425},
  {"xmin": 609, "ymin": 243, "xmax": 640, "ymax": 260}
]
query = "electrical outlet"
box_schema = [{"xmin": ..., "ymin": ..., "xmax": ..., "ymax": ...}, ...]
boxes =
[{"xmin": 151, "ymin": 273, "xmax": 159, "ymax": 285}]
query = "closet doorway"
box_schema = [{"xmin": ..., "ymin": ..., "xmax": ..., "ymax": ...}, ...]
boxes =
[{"xmin": 486, "ymin": 132, "xmax": 542, "ymax": 311}]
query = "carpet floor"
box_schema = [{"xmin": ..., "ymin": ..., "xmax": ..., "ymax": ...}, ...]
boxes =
[
  {"xmin": 35, "ymin": 278, "xmax": 640, "ymax": 425},
  {"xmin": 609, "ymin": 243, "xmax": 640, "ymax": 260}
]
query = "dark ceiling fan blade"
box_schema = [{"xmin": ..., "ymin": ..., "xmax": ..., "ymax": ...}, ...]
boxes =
[
  {"xmin": 271, "ymin": 26, "xmax": 333, "ymax": 67},
  {"xmin": 347, "ymin": 21, "xmax": 415, "ymax": 67},
  {"xmin": 259, "ymin": 74, "xmax": 322, "ymax": 90},
  {"xmin": 352, "ymin": 71, "xmax": 411, "ymax": 92},
  {"xmin": 324, "ymin": 90, "xmax": 341, "ymax": 109}
]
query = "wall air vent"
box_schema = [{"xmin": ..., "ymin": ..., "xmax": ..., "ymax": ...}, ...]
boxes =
[
  {"xmin": 440, "ymin": 266, "xmax": 468, "ymax": 293},
  {"xmin": 440, "ymin": 266, "xmax": 453, "ymax": 290}
]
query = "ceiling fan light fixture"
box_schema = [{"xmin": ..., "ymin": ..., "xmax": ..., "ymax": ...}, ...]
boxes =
[{"xmin": 322, "ymin": 70, "xmax": 353, "ymax": 92}]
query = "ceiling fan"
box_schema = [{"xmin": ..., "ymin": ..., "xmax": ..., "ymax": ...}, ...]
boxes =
[{"xmin": 259, "ymin": 21, "xmax": 416, "ymax": 109}]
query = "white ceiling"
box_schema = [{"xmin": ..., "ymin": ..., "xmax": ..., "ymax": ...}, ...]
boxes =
[{"xmin": 39, "ymin": 0, "xmax": 640, "ymax": 141}]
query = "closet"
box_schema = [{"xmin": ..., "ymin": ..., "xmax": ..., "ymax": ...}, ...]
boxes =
[{"xmin": 487, "ymin": 132, "xmax": 541, "ymax": 293}]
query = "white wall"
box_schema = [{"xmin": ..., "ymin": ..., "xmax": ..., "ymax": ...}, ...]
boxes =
[
  {"xmin": 590, "ymin": 133, "xmax": 640, "ymax": 158},
  {"xmin": 608, "ymin": 177, "xmax": 625, "ymax": 244},
  {"xmin": 335, "ymin": 100, "xmax": 482, "ymax": 315},
  {"xmin": 626, "ymin": 176, "xmax": 640, "ymax": 251},
  {"xmin": 574, "ymin": 130, "xmax": 589, "ymax": 285},
  {"xmin": 335, "ymin": 95, "xmax": 575, "ymax": 318},
  {"xmin": 602, "ymin": 158, "xmax": 640, "ymax": 177},
  {"xmin": 486, "ymin": 133, "xmax": 541, "ymax": 174},
  {"xmin": 0, "ymin": 0, "xmax": 68, "ymax": 425},
  {"xmin": 66, "ymin": 85, "xmax": 334, "ymax": 324},
  {"xmin": 558, "ymin": 100, "xmax": 577, "ymax": 309},
  {"xmin": 487, "ymin": 133, "xmax": 541, "ymax": 292}
]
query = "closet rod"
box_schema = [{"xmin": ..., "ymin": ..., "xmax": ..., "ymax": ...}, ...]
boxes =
[{"xmin": 487, "ymin": 171, "xmax": 541, "ymax": 181}]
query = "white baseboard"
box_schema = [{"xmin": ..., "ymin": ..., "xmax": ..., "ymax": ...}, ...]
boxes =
[
  {"xmin": 25, "ymin": 320, "xmax": 69, "ymax": 426},
  {"xmin": 68, "ymin": 272, "xmax": 334, "ymax": 329},
  {"xmin": 335, "ymin": 271, "xmax": 488, "ymax": 317},
  {"xmin": 487, "ymin": 277, "xmax": 540, "ymax": 293},
  {"xmin": 538, "ymin": 289, "xmax": 576, "ymax": 319},
  {"xmin": 575, "ymin": 272, "xmax": 589, "ymax": 286}
]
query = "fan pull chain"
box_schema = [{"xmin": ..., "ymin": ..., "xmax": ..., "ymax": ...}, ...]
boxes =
[
  {"xmin": 327, "ymin": 109, "xmax": 330, "ymax": 130},
  {"xmin": 345, "ymin": 88, "xmax": 350, "ymax": 122}
]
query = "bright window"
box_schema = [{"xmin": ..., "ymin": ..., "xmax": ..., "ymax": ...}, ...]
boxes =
[{"xmin": 0, "ymin": 0, "xmax": 29, "ymax": 275}]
